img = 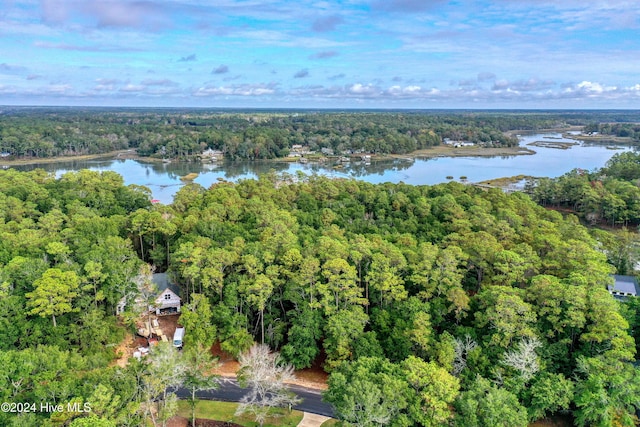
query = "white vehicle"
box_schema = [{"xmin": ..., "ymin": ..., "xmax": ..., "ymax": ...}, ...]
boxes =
[{"xmin": 173, "ymin": 327, "xmax": 184, "ymax": 349}]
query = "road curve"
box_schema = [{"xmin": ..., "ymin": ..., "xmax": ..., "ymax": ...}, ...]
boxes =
[{"xmin": 175, "ymin": 378, "xmax": 336, "ymax": 418}]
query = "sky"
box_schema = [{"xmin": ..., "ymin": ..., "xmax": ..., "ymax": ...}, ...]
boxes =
[{"xmin": 1, "ymin": 0, "xmax": 639, "ymax": 109}]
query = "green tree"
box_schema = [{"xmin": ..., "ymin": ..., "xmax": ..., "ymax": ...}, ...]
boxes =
[
  {"xmin": 25, "ymin": 268, "xmax": 80, "ymax": 327},
  {"xmin": 474, "ymin": 286, "xmax": 537, "ymax": 348},
  {"xmin": 179, "ymin": 293, "xmax": 216, "ymax": 348},
  {"xmin": 84, "ymin": 260, "xmax": 107, "ymax": 309},
  {"xmin": 69, "ymin": 416, "xmax": 117, "ymax": 427},
  {"xmin": 525, "ymin": 372, "xmax": 574, "ymax": 422},
  {"xmin": 454, "ymin": 376, "xmax": 528, "ymax": 427},
  {"xmin": 323, "ymin": 307, "xmax": 369, "ymax": 370},
  {"xmin": 319, "ymin": 258, "xmax": 367, "ymax": 314},
  {"xmin": 281, "ymin": 307, "xmax": 322, "ymax": 369},
  {"xmin": 592, "ymin": 227, "xmax": 640, "ymax": 275},
  {"xmin": 573, "ymin": 358, "xmax": 640, "ymax": 427},
  {"xmin": 366, "ymin": 253, "xmax": 407, "ymax": 308},
  {"xmin": 402, "ymin": 355, "xmax": 459, "ymax": 427},
  {"xmin": 324, "ymin": 357, "xmax": 410, "ymax": 427},
  {"xmin": 240, "ymin": 273, "xmax": 273, "ymax": 345}
]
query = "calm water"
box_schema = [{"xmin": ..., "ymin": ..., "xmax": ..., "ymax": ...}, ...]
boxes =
[{"xmin": 12, "ymin": 133, "xmax": 635, "ymax": 204}]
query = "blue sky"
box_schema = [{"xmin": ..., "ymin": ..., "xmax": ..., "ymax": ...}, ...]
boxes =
[{"xmin": 1, "ymin": 0, "xmax": 639, "ymax": 108}]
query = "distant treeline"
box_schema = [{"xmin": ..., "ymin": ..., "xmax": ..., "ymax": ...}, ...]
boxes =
[
  {"xmin": 4, "ymin": 108, "xmax": 638, "ymax": 161},
  {"xmin": 584, "ymin": 122, "xmax": 640, "ymax": 140}
]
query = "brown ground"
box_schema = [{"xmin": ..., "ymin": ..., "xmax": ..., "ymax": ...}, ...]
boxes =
[
  {"xmin": 113, "ymin": 324, "xmax": 328, "ymax": 391},
  {"xmin": 156, "ymin": 314, "xmax": 181, "ymax": 337},
  {"xmin": 167, "ymin": 416, "xmax": 189, "ymax": 427},
  {"xmin": 112, "ymin": 313, "xmax": 181, "ymax": 366},
  {"xmin": 530, "ymin": 414, "xmax": 573, "ymax": 427},
  {"xmin": 210, "ymin": 342, "xmax": 328, "ymax": 390},
  {"xmin": 112, "ymin": 330, "xmax": 136, "ymax": 368}
]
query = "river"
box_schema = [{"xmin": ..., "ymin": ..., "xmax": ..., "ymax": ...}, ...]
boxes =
[{"xmin": 11, "ymin": 132, "xmax": 635, "ymax": 204}]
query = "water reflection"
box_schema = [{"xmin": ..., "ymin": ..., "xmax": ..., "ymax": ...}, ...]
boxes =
[{"xmin": 11, "ymin": 133, "xmax": 637, "ymax": 204}]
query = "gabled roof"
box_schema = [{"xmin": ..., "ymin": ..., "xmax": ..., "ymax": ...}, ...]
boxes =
[
  {"xmin": 152, "ymin": 273, "xmax": 181, "ymax": 298},
  {"xmin": 156, "ymin": 287, "xmax": 181, "ymax": 303}
]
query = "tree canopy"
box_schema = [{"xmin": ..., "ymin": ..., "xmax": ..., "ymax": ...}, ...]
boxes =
[{"xmin": 1, "ymin": 161, "xmax": 639, "ymax": 425}]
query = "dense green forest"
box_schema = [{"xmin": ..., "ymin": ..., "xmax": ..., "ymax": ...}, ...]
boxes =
[
  {"xmin": 528, "ymin": 151, "xmax": 640, "ymax": 229},
  {"xmin": 1, "ymin": 166, "xmax": 640, "ymax": 426},
  {"xmin": 5, "ymin": 108, "xmax": 639, "ymax": 161}
]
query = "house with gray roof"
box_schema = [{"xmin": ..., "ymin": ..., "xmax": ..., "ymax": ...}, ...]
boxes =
[
  {"xmin": 608, "ymin": 275, "xmax": 640, "ymax": 300},
  {"xmin": 116, "ymin": 272, "xmax": 181, "ymax": 316},
  {"xmin": 150, "ymin": 273, "xmax": 181, "ymax": 315}
]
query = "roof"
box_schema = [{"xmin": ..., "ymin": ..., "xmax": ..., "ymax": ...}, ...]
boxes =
[
  {"xmin": 609, "ymin": 275, "xmax": 640, "ymax": 296},
  {"xmin": 152, "ymin": 273, "xmax": 181, "ymax": 298}
]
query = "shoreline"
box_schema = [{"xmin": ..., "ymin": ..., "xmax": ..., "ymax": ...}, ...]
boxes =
[
  {"xmin": 2, "ymin": 125, "xmax": 634, "ymax": 168},
  {"xmin": 0, "ymin": 145, "xmax": 537, "ymax": 168},
  {"xmin": 505, "ymin": 125, "xmax": 583, "ymax": 136},
  {"xmin": 0, "ymin": 149, "xmax": 136, "ymax": 167},
  {"xmin": 387, "ymin": 145, "xmax": 535, "ymax": 160}
]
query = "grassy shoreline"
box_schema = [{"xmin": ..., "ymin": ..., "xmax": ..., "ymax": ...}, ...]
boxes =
[
  {"xmin": 390, "ymin": 145, "xmax": 535, "ymax": 159},
  {"xmin": 0, "ymin": 149, "xmax": 136, "ymax": 166}
]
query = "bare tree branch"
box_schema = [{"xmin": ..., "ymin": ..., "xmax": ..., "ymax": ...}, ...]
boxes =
[
  {"xmin": 501, "ymin": 337, "xmax": 542, "ymax": 382},
  {"xmin": 235, "ymin": 344, "xmax": 302, "ymax": 426}
]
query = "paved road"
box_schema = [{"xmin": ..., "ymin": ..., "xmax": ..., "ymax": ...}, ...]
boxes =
[{"xmin": 175, "ymin": 378, "xmax": 335, "ymax": 417}]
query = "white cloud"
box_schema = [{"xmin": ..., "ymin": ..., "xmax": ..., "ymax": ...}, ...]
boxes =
[
  {"xmin": 120, "ymin": 84, "xmax": 146, "ymax": 93},
  {"xmin": 349, "ymin": 83, "xmax": 376, "ymax": 94},
  {"xmin": 194, "ymin": 83, "xmax": 277, "ymax": 97},
  {"xmin": 578, "ymin": 81, "xmax": 605, "ymax": 93},
  {"xmin": 561, "ymin": 81, "xmax": 619, "ymax": 97},
  {"xmin": 46, "ymin": 84, "xmax": 73, "ymax": 94}
]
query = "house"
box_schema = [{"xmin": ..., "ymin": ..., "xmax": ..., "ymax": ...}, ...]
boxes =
[
  {"xmin": 608, "ymin": 275, "xmax": 640, "ymax": 300},
  {"xmin": 443, "ymin": 139, "xmax": 474, "ymax": 147},
  {"xmin": 116, "ymin": 273, "xmax": 181, "ymax": 316},
  {"xmin": 151, "ymin": 273, "xmax": 182, "ymax": 315},
  {"xmin": 201, "ymin": 148, "xmax": 223, "ymax": 162}
]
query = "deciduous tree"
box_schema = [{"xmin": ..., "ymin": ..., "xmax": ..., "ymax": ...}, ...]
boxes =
[{"xmin": 235, "ymin": 344, "xmax": 301, "ymax": 427}]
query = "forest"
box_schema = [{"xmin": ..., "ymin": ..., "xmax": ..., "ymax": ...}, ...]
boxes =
[
  {"xmin": 583, "ymin": 123, "xmax": 640, "ymax": 140},
  {"xmin": 528, "ymin": 152, "xmax": 640, "ymax": 224},
  {"xmin": 4, "ymin": 108, "xmax": 639, "ymax": 161},
  {"xmin": 1, "ymin": 165, "xmax": 640, "ymax": 426},
  {"xmin": 527, "ymin": 152, "xmax": 640, "ymax": 255}
]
